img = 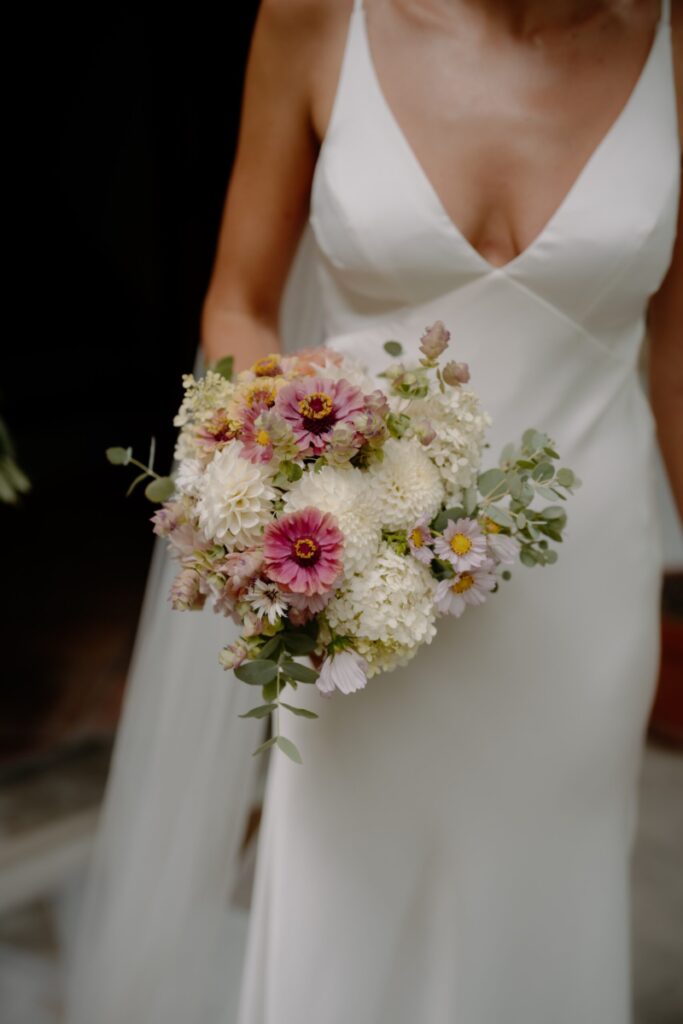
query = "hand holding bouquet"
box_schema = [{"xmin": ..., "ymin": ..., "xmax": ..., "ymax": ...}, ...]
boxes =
[{"xmin": 108, "ymin": 323, "xmax": 579, "ymax": 762}]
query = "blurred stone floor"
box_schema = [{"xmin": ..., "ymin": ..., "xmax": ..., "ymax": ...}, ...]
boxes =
[{"xmin": 0, "ymin": 741, "xmax": 681, "ymax": 1024}]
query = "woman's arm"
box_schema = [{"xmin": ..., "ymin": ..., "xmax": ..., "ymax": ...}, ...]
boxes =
[
  {"xmin": 646, "ymin": 1, "xmax": 683, "ymax": 522},
  {"xmin": 200, "ymin": 0, "xmax": 328, "ymax": 372}
]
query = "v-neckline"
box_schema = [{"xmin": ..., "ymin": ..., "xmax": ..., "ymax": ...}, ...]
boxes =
[{"xmin": 358, "ymin": 2, "xmax": 666, "ymax": 275}]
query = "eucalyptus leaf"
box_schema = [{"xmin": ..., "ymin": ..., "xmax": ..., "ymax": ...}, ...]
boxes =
[
  {"xmin": 263, "ymin": 679, "xmax": 279, "ymax": 702},
  {"xmin": 541, "ymin": 506, "xmax": 567, "ymax": 521},
  {"xmin": 383, "ymin": 340, "xmax": 403, "ymax": 357},
  {"xmin": 281, "ymin": 632, "xmax": 317, "ymax": 655},
  {"xmin": 252, "ymin": 735, "xmax": 277, "ymax": 757},
  {"xmin": 484, "ymin": 505, "xmax": 516, "ymax": 528},
  {"xmin": 239, "ymin": 703, "xmax": 278, "ymax": 719},
  {"xmin": 106, "ymin": 446, "xmax": 132, "ymax": 465},
  {"xmin": 144, "ymin": 475, "xmax": 176, "ymax": 502},
  {"xmin": 556, "ymin": 468, "xmax": 575, "ymax": 487},
  {"xmin": 545, "ymin": 549, "xmax": 559, "ymax": 563},
  {"xmin": 463, "ymin": 486, "xmax": 478, "ymax": 516},
  {"xmin": 519, "ymin": 547, "xmax": 538, "ymax": 567},
  {"xmin": 234, "ymin": 659, "xmax": 279, "ymax": 686},
  {"xmin": 478, "ymin": 468, "xmax": 507, "ymax": 498},
  {"xmin": 213, "ymin": 355, "xmax": 234, "ymax": 380},
  {"xmin": 282, "ymin": 661, "xmax": 319, "ymax": 684},
  {"xmin": 531, "ymin": 461, "xmax": 554, "ymax": 482},
  {"xmin": 543, "ymin": 446, "xmax": 560, "ymax": 459},
  {"xmin": 280, "ymin": 702, "xmax": 319, "ymax": 719},
  {"xmin": 259, "ymin": 635, "xmax": 283, "ymax": 659},
  {"xmin": 535, "ymin": 485, "xmax": 561, "ymax": 501},
  {"xmin": 276, "ymin": 735, "xmax": 303, "ymax": 764}
]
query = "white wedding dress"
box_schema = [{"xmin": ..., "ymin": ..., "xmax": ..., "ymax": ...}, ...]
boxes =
[{"xmin": 66, "ymin": 1, "xmax": 680, "ymax": 1022}]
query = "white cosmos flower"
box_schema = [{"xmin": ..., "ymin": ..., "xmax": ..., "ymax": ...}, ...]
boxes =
[
  {"xmin": 368, "ymin": 436, "xmax": 445, "ymax": 532},
  {"xmin": 316, "ymin": 650, "xmax": 369, "ymax": 697},
  {"xmin": 196, "ymin": 441, "xmax": 276, "ymax": 549},
  {"xmin": 283, "ymin": 464, "xmax": 382, "ymax": 577}
]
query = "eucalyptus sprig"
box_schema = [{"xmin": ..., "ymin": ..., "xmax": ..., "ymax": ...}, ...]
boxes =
[
  {"xmin": 236, "ymin": 627, "xmax": 321, "ymax": 764},
  {"xmin": 105, "ymin": 436, "xmax": 176, "ymax": 502}
]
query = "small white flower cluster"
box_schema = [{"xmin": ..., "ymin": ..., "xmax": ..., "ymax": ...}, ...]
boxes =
[
  {"xmin": 410, "ymin": 386, "xmax": 492, "ymax": 500},
  {"xmin": 325, "ymin": 543, "xmax": 437, "ymax": 676}
]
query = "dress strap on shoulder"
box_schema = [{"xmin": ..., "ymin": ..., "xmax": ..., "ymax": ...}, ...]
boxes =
[
  {"xmin": 660, "ymin": 0, "xmax": 671, "ymax": 27},
  {"xmin": 353, "ymin": 0, "xmax": 364, "ymax": 13}
]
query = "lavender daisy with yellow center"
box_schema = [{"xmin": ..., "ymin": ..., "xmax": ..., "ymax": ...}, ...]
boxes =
[
  {"xmin": 276, "ymin": 376, "xmax": 366, "ymax": 455},
  {"xmin": 434, "ymin": 560, "xmax": 498, "ymax": 618},
  {"xmin": 407, "ymin": 515, "xmax": 434, "ymax": 565},
  {"xmin": 433, "ymin": 517, "xmax": 488, "ymax": 573}
]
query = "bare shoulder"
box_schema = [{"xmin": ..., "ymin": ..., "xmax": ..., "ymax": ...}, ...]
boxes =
[{"xmin": 671, "ymin": 0, "xmax": 683, "ymax": 148}]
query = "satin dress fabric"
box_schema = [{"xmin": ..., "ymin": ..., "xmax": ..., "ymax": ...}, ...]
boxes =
[{"xmin": 236, "ymin": 1, "xmax": 680, "ymax": 1022}]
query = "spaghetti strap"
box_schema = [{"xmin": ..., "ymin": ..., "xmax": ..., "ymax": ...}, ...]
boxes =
[
  {"xmin": 661, "ymin": 0, "xmax": 671, "ymax": 26},
  {"xmin": 353, "ymin": 0, "xmax": 364, "ymax": 12}
]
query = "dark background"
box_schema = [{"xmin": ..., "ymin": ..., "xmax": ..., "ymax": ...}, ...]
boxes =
[{"xmin": 2, "ymin": 7, "xmax": 260, "ymax": 764}]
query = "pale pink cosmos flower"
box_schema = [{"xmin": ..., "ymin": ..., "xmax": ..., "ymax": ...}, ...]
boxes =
[
  {"xmin": 276, "ymin": 376, "xmax": 366, "ymax": 455},
  {"xmin": 433, "ymin": 517, "xmax": 489, "ymax": 573},
  {"xmin": 407, "ymin": 516, "xmax": 435, "ymax": 565},
  {"xmin": 316, "ymin": 650, "xmax": 369, "ymax": 697},
  {"xmin": 434, "ymin": 560, "xmax": 498, "ymax": 618},
  {"xmin": 486, "ymin": 532, "xmax": 521, "ymax": 566},
  {"xmin": 263, "ymin": 507, "xmax": 344, "ymax": 595}
]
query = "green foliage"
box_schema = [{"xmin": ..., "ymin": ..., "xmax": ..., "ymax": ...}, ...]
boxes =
[
  {"xmin": 212, "ymin": 355, "xmax": 234, "ymax": 380},
  {"xmin": 144, "ymin": 476, "xmax": 175, "ymax": 502},
  {"xmin": 106, "ymin": 446, "xmax": 132, "ymax": 465},
  {"xmin": 280, "ymin": 632, "xmax": 317, "ymax": 655},
  {"xmin": 275, "ymin": 736, "xmax": 303, "ymax": 764},
  {"xmin": 280, "ymin": 702, "xmax": 319, "ymax": 719},
  {"xmin": 234, "ymin": 659, "xmax": 279, "ymax": 686},
  {"xmin": 383, "ymin": 340, "xmax": 403, "ymax": 357},
  {"xmin": 239, "ymin": 703, "xmax": 279, "ymax": 719}
]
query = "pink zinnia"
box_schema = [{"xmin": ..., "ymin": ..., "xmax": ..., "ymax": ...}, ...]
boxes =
[
  {"xmin": 263, "ymin": 507, "xmax": 344, "ymax": 595},
  {"xmin": 275, "ymin": 376, "xmax": 366, "ymax": 455}
]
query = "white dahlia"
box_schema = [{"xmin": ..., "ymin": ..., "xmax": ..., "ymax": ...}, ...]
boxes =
[
  {"xmin": 196, "ymin": 442, "xmax": 276, "ymax": 549},
  {"xmin": 325, "ymin": 543, "xmax": 437, "ymax": 676},
  {"xmin": 283, "ymin": 464, "xmax": 382, "ymax": 577},
  {"xmin": 368, "ymin": 436, "xmax": 446, "ymax": 532},
  {"xmin": 410, "ymin": 387, "xmax": 491, "ymax": 500},
  {"xmin": 174, "ymin": 457, "xmax": 204, "ymax": 499}
]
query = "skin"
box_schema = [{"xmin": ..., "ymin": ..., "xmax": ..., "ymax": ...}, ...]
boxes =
[{"xmin": 201, "ymin": 0, "xmax": 682, "ymax": 518}]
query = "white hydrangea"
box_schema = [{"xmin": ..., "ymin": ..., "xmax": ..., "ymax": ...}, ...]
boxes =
[
  {"xmin": 325, "ymin": 543, "xmax": 437, "ymax": 676},
  {"xmin": 283, "ymin": 464, "xmax": 382, "ymax": 577},
  {"xmin": 410, "ymin": 387, "xmax": 492, "ymax": 500},
  {"xmin": 195, "ymin": 442, "xmax": 276, "ymax": 549},
  {"xmin": 367, "ymin": 436, "xmax": 446, "ymax": 532}
]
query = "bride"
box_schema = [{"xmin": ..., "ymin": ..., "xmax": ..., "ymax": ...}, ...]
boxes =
[{"xmin": 66, "ymin": 1, "xmax": 682, "ymax": 1022}]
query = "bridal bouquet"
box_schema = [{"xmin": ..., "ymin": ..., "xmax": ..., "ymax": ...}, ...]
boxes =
[{"xmin": 108, "ymin": 323, "xmax": 579, "ymax": 762}]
